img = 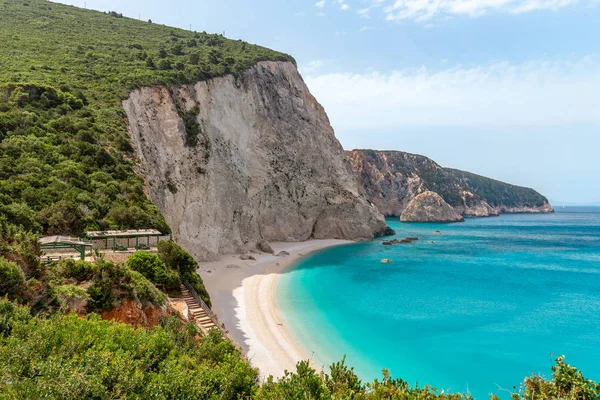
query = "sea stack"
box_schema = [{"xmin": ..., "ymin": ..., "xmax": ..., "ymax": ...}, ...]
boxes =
[{"xmin": 400, "ymin": 191, "xmax": 464, "ymax": 223}]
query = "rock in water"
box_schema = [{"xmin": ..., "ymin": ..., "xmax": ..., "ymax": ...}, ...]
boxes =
[
  {"xmin": 382, "ymin": 226, "xmax": 396, "ymax": 236},
  {"xmin": 400, "ymin": 191, "xmax": 464, "ymax": 223},
  {"xmin": 257, "ymin": 239, "xmax": 274, "ymax": 254},
  {"xmin": 124, "ymin": 61, "xmax": 387, "ymax": 261}
]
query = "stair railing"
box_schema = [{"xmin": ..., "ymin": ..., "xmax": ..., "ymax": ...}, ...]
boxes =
[{"xmin": 178, "ymin": 271, "xmax": 226, "ymax": 335}]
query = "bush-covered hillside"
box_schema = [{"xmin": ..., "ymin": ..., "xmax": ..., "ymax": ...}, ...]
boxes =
[
  {"xmin": 0, "ymin": 0, "xmax": 293, "ymax": 236},
  {"xmin": 447, "ymin": 169, "xmax": 550, "ymax": 209},
  {"xmin": 0, "ymin": 1, "xmax": 590, "ymax": 398}
]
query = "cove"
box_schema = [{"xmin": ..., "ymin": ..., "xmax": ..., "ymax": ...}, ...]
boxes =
[{"xmin": 276, "ymin": 208, "xmax": 600, "ymax": 399}]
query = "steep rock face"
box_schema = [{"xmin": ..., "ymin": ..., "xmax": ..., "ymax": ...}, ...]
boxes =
[
  {"xmin": 347, "ymin": 149, "xmax": 553, "ymax": 219},
  {"xmin": 124, "ymin": 61, "xmax": 387, "ymax": 261},
  {"xmin": 346, "ymin": 150, "xmax": 498, "ymax": 218},
  {"xmin": 101, "ymin": 299, "xmax": 173, "ymax": 329},
  {"xmin": 400, "ymin": 191, "xmax": 464, "ymax": 222}
]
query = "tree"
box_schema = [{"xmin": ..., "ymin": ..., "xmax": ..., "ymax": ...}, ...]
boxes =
[
  {"xmin": 0, "ymin": 258, "xmax": 25, "ymax": 298},
  {"xmin": 126, "ymin": 252, "xmax": 179, "ymax": 293},
  {"xmin": 145, "ymin": 57, "xmax": 155, "ymax": 68},
  {"xmin": 158, "ymin": 59, "xmax": 171, "ymax": 70},
  {"xmin": 189, "ymin": 53, "xmax": 199, "ymax": 65},
  {"xmin": 171, "ymin": 44, "xmax": 183, "ymax": 56},
  {"xmin": 158, "ymin": 49, "xmax": 167, "ymax": 59}
]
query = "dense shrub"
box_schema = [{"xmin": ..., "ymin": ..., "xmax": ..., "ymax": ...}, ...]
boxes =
[
  {"xmin": 126, "ymin": 251, "xmax": 180, "ymax": 293},
  {"xmin": 0, "ymin": 257, "xmax": 25, "ymax": 298},
  {"xmin": 157, "ymin": 240, "xmax": 196, "ymax": 273},
  {"xmin": 0, "ymin": 301, "xmax": 257, "ymax": 399},
  {"xmin": 158, "ymin": 240, "xmax": 211, "ymax": 306},
  {"xmin": 52, "ymin": 258, "xmax": 97, "ymax": 281}
]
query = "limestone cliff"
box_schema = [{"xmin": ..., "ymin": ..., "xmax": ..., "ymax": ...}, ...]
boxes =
[
  {"xmin": 400, "ymin": 191, "xmax": 464, "ymax": 222},
  {"xmin": 347, "ymin": 150, "xmax": 498, "ymax": 218},
  {"xmin": 347, "ymin": 150, "xmax": 552, "ymax": 219},
  {"xmin": 124, "ymin": 61, "xmax": 388, "ymax": 261}
]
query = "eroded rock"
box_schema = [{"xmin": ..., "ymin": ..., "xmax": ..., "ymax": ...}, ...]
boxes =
[
  {"xmin": 124, "ymin": 61, "xmax": 387, "ymax": 261},
  {"xmin": 400, "ymin": 191, "xmax": 464, "ymax": 223},
  {"xmin": 257, "ymin": 239, "xmax": 274, "ymax": 254}
]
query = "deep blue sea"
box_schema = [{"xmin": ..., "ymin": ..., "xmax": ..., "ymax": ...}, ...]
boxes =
[{"xmin": 276, "ymin": 207, "xmax": 600, "ymax": 399}]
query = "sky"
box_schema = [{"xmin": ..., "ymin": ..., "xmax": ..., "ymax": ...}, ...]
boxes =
[{"xmin": 59, "ymin": 0, "xmax": 600, "ymax": 203}]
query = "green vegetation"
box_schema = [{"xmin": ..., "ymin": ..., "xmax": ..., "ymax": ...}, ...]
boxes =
[
  {"xmin": 447, "ymin": 169, "xmax": 550, "ymax": 208},
  {"xmin": 0, "ymin": 0, "xmax": 293, "ymax": 236},
  {"xmin": 126, "ymin": 251, "xmax": 180, "ymax": 294},
  {"xmin": 0, "ymin": 301, "xmax": 256, "ymax": 399},
  {"xmin": 0, "ymin": 2, "xmax": 586, "ymax": 398},
  {"xmin": 157, "ymin": 240, "xmax": 211, "ymax": 307}
]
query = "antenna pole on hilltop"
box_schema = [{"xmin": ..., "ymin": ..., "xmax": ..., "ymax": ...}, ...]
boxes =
[
  {"xmin": 84, "ymin": 2, "xmax": 86, "ymax": 8},
  {"xmin": 189, "ymin": 24, "xmax": 192, "ymax": 31}
]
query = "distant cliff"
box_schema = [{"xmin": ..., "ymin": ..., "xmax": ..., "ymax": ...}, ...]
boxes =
[
  {"xmin": 446, "ymin": 169, "xmax": 554, "ymax": 213},
  {"xmin": 125, "ymin": 62, "xmax": 388, "ymax": 261},
  {"xmin": 346, "ymin": 150, "xmax": 552, "ymax": 220}
]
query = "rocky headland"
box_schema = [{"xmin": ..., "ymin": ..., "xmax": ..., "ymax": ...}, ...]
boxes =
[{"xmin": 347, "ymin": 149, "xmax": 553, "ymax": 222}]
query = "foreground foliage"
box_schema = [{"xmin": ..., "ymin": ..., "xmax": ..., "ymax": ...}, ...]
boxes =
[
  {"xmin": 0, "ymin": 301, "xmax": 256, "ymax": 399},
  {"xmin": 1, "ymin": 300, "xmax": 598, "ymax": 400}
]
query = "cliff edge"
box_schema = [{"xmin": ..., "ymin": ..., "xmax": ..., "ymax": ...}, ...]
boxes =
[
  {"xmin": 347, "ymin": 149, "xmax": 552, "ymax": 220},
  {"xmin": 124, "ymin": 61, "xmax": 388, "ymax": 261}
]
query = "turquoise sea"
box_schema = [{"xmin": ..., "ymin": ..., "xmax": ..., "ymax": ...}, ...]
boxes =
[{"xmin": 276, "ymin": 207, "xmax": 600, "ymax": 399}]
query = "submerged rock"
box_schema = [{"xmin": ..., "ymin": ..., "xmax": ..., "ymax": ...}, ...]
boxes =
[{"xmin": 400, "ymin": 191, "xmax": 464, "ymax": 223}]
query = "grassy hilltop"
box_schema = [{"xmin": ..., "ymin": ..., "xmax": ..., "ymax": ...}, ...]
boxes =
[
  {"xmin": 0, "ymin": 0, "xmax": 292, "ymax": 236},
  {"xmin": 0, "ymin": 1, "xmax": 597, "ymax": 399}
]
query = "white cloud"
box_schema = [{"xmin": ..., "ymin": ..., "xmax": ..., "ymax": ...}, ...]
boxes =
[
  {"xmin": 380, "ymin": 0, "xmax": 578, "ymax": 22},
  {"xmin": 295, "ymin": 11, "xmax": 306, "ymax": 16},
  {"xmin": 359, "ymin": 25, "xmax": 374, "ymax": 31},
  {"xmin": 315, "ymin": 0, "xmax": 326, "ymax": 8},
  {"xmin": 357, "ymin": 7, "xmax": 372, "ymax": 17},
  {"xmin": 303, "ymin": 56, "xmax": 600, "ymax": 130},
  {"xmin": 300, "ymin": 60, "xmax": 325, "ymax": 75},
  {"xmin": 341, "ymin": 3, "xmax": 350, "ymax": 10}
]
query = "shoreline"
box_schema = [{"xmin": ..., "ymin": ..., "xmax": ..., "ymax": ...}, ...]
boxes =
[{"xmin": 198, "ymin": 239, "xmax": 353, "ymax": 379}]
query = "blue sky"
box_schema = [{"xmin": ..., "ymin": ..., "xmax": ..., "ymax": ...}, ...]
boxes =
[{"xmin": 60, "ymin": 0, "xmax": 600, "ymax": 203}]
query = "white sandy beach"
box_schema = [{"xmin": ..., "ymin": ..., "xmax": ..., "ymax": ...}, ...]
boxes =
[{"xmin": 198, "ymin": 239, "xmax": 352, "ymax": 380}]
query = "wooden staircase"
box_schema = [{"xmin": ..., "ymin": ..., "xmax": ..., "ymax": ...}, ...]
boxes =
[{"xmin": 179, "ymin": 285, "xmax": 217, "ymax": 333}]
